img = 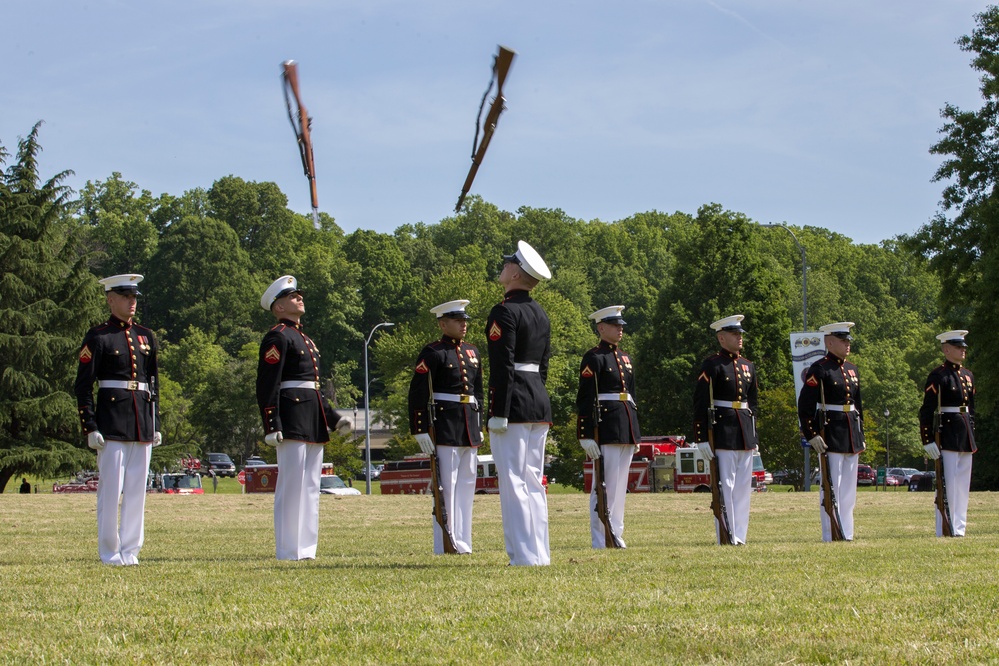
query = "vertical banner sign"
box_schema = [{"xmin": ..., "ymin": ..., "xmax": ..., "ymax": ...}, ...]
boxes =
[{"xmin": 790, "ymin": 332, "xmax": 826, "ymax": 402}]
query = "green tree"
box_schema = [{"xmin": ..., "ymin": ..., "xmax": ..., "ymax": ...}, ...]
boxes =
[
  {"xmin": 0, "ymin": 123, "xmax": 105, "ymax": 490},
  {"xmin": 75, "ymin": 172, "xmax": 158, "ymax": 276}
]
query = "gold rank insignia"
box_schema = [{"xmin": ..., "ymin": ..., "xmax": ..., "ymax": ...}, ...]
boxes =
[
  {"xmin": 415, "ymin": 360, "xmax": 429, "ymax": 374},
  {"xmin": 264, "ymin": 345, "xmax": 281, "ymax": 364},
  {"xmin": 581, "ymin": 365, "xmax": 594, "ymax": 378},
  {"xmin": 79, "ymin": 345, "xmax": 92, "ymax": 363},
  {"xmin": 488, "ymin": 322, "xmax": 502, "ymax": 341}
]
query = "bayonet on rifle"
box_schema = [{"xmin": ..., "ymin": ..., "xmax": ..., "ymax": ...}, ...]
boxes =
[
  {"xmin": 592, "ymin": 374, "xmax": 623, "ymax": 549},
  {"xmin": 818, "ymin": 381, "xmax": 846, "ymax": 541},
  {"xmin": 281, "ymin": 60, "xmax": 321, "ymax": 229},
  {"xmin": 934, "ymin": 389, "xmax": 954, "ymax": 537},
  {"xmin": 707, "ymin": 379, "xmax": 733, "ymax": 545},
  {"xmin": 426, "ymin": 372, "xmax": 459, "ymax": 554},
  {"xmin": 454, "ymin": 45, "xmax": 516, "ymax": 213}
]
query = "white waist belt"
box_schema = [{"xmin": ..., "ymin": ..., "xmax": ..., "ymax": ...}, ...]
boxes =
[
  {"xmin": 824, "ymin": 404, "xmax": 856, "ymax": 412},
  {"xmin": 280, "ymin": 380, "xmax": 320, "ymax": 390},
  {"xmin": 432, "ymin": 392, "xmax": 478, "ymax": 406},
  {"xmin": 514, "ymin": 363, "xmax": 540, "ymax": 372},
  {"xmin": 98, "ymin": 380, "xmax": 149, "ymax": 392},
  {"xmin": 599, "ymin": 392, "xmax": 635, "ymax": 403},
  {"xmin": 712, "ymin": 399, "xmax": 749, "ymax": 409},
  {"xmin": 940, "ymin": 406, "xmax": 970, "ymax": 414}
]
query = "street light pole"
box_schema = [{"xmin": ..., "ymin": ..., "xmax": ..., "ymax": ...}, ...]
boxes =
[
  {"xmin": 364, "ymin": 321, "xmax": 395, "ymax": 495},
  {"xmin": 884, "ymin": 408, "xmax": 890, "ymax": 471},
  {"xmin": 763, "ymin": 223, "xmax": 810, "ymax": 488}
]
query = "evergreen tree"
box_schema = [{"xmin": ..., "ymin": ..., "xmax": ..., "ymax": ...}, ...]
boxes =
[{"xmin": 0, "ymin": 123, "xmax": 104, "ymax": 490}]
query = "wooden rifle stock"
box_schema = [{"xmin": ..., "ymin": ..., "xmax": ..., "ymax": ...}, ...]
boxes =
[
  {"xmin": 707, "ymin": 380, "xmax": 733, "ymax": 545},
  {"xmin": 281, "ymin": 60, "xmax": 320, "ymax": 228},
  {"xmin": 426, "ymin": 373, "xmax": 459, "ymax": 554},
  {"xmin": 934, "ymin": 393, "xmax": 954, "ymax": 537},
  {"xmin": 455, "ymin": 46, "xmax": 516, "ymax": 213}
]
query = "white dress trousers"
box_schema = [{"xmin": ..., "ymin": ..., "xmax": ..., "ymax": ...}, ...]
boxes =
[
  {"xmin": 96, "ymin": 440, "xmax": 152, "ymax": 565},
  {"xmin": 938, "ymin": 450, "xmax": 973, "ymax": 537},
  {"xmin": 818, "ymin": 452, "xmax": 859, "ymax": 541},
  {"xmin": 491, "ymin": 422, "xmax": 551, "ymax": 566},
  {"xmin": 432, "ymin": 445, "xmax": 477, "ymax": 554},
  {"xmin": 589, "ymin": 444, "xmax": 634, "ymax": 548},
  {"xmin": 274, "ymin": 440, "xmax": 324, "ymax": 560},
  {"xmin": 715, "ymin": 449, "xmax": 754, "ymax": 545}
]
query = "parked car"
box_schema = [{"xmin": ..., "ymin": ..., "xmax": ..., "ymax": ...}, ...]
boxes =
[
  {"xmin": 857, "ymin": 464, "xmax": 876, "ymax": 486},
  {"xmin": 885, "ymin": 470, "xmax": 905, "ymax": 486},
  {"xmin": 908, "ymin": 470, "xmax": 936, "ymax": 492},
  {"xmin": 244, "ymin": 456, "xmax": 268, "ymax": 469},
  {"xmin": 204, "ymin": 452, "xmax": 237, "ymax": 477},
  {"xmin": 320, "ymin": 474, "xmax": 361, "ymax": 496},
  {"xmin": 355, "ymin": 465, "xmax": 381, "ymax": 481},
  {"xmin": 888, "ymin": 467, "xmax": 920, "ymax": 486}
]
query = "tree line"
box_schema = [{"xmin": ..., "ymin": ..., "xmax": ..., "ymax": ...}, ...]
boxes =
[{"xmin": 5, "ymin": 7, "xmax": 999, "ymax": 491}]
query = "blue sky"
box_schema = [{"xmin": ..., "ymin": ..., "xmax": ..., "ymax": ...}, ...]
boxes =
[{"xmin": 2, "ymin": 0, "xmax": 989, "ymax": 244}]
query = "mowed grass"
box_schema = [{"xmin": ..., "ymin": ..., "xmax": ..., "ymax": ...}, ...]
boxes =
[{"xmin": 3, "ymin": 489, "xmax": 999, "ymax": 665}]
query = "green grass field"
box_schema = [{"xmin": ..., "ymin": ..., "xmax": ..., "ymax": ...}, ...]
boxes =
[{"xmin": 3, "ymin": 488, "xmax": 998, "ymax": 664}]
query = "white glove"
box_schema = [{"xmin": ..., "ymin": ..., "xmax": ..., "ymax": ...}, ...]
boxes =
[
  {"xmin": 415, "ymin": 433, "xmax": 435, "ymax": 455},
  {"xmin": 152, "ymin": 432, "xmax": 162, "ymax": 447},
  {"xmin": 488, "ymin": 417, "xmax": 508, "ymax": 434},
  {"xmin": 87, "ymin": 431, "xmax": 105, "ymax": 451},
  {"xmin": 334, "ymin": 416, "xmax": 353, "ymax": 436},
  {"xmin": 696, "ymin": 441, "xmax": 713, "ymax": 461},
  {"xmin": 579, "ymin": 439, "xmax": 601, "ymax": 459},
  {"xmin": 808, "ymin": 435, "xmax": 827, "ymax": 454},
  {"xmin": 264, "ymin": 431, "xmax": 283, "ymax": 446},
  {"xmin": 923, "ymin": 442, "xmax": 941, "ymax": 460}
]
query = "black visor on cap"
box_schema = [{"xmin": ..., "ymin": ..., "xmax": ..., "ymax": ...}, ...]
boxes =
[
  {"xmin": 829, "ymin": 331, "xmax": 852, "ymax": 340},
  {"xmin": 945, "ymin": 338, "xmax": 968, "ymax": 347},
  {"xmin": 721, "ymin": 325, "xmax": 744, "ymax": 333},
  {"xmin": 600, "ymin": 317, "xmax": 627, "ymax": 325},
  {"xmin": 110, "ymin": 286, "xmax": 141, "ymax": 295},
  {"xmin": 273, "ymin": 287, "xmax": 302, "ymax": 303},
  {"xmin": 442, "ymin": 311, "xmax": 472, "ymax": 320}
]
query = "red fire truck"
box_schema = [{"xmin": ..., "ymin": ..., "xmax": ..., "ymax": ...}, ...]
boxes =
[
  {"xmin": 243, "ymin": 462, "xmax": 337, "ymax": 493},
  {"xmin": 582, "ymin": 436, "xmax": 685, "ymax": 493},
  {"xmin": 673, "ymin": 445, "xmax": 769, "ymax": 493},
  {"xmin": 380, "ymin": 454, "xmax": 536, "ymax": 495}
]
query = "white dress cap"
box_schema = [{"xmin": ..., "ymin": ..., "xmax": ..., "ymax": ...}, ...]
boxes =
[
  {"xmin": 430, "ymin": 300, "xmax": 472, "ymax": 320},
  {"xmin": 261, "ymin": 275, "xmax": 300, "ymax": 311},
  {"xmin": 710, "ymin": 314, "xmax": 745, "ymax": 332},
  {"xmin": 819, "ymin": 321, "xmax": 856, "ymax": 338},
  {"xmin": 589, "ymin": 305, "xmax": 626, "ymax": 324},
  {"xmin": 99, "ymin": 274, "xmax": 144, "ymax": 294},
  {"xmin": 936, "ymin": 329, "xmax": 969, "ymax": 347},
  {"xmin": 504, "ymin": 240, "xmax": 551, "ymax": 281}
]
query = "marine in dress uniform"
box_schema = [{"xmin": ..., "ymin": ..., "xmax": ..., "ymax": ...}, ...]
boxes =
[
  {"xmin": 486, "ymin": 241, "xmax": 553, "ymax": 566},
  {"xmin": 74, "ymin": 274, "xmax": 161, "ymax": 566},
  {"xmin": 918, "ymin": 330, "xmax": 976, "ymax": 537},
  {"xmin": 797, "ymin": 321, "xmax": 865, "ymax": 541},
  {"xmin": 692, "ymin": 315, "xmax": 759, "ymax": 545},
  {"xmin": 255, "ymin": 276, "xmax": 351, "ymax": 560},
  {"xmin": 577, "ymin": 306, "xmax": 641, "ymax": 549},
  {"xmin": 408, "ymin": 300, "xmax": 483, "ymax": 554}
]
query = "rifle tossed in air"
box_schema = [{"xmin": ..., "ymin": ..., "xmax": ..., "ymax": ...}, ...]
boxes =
[
  {"xmin": 591, "ymin": 374, "xmax": 624, "ymax": 549},
  {"xmin": 426, "ymin": 372, "xmax": 460, "ymax": 554},
  {"xmin": 934, "ymin": 389, "xmax": 954, "ymax": 537},
  {"xmin": 281, "ymin": 60, "xmax": 321, "ymax": 230},
  {"xmin": 818, "ymin": 381, "xmax": 846, "ymax": 541},
  {"xmin": 707, "ymin": 379, "xmax": 734, "ymax": 545},
  {"xmin": 454, "ymin": 45, "xmax": 516, "ymax": 213}
]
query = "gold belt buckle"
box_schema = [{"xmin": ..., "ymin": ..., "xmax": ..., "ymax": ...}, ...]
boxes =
[
  {"xmin": 127, "ymin": 381, "xmax": 138, "ymax": 391},
  {"xmin": 459, "ymin": 395, "xmax": 472, "ymax": 404},
  {"xmin": 619, "ymin": 393, "xmax": 629, "ymax": 401},
  {"xmin": 732, "ymin": 401, "xmax": 746, "ymax": 409},
  {"xmin": 959, "ymin": 406, "xmax": 969, "ymax": 413},
  {"xmin": 843, "ymin": 404, "xmax": 854, "ymax": 412},
  {"xmin": 313, "ymin": 381, "xmax": 321, "ymax": 390}
]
